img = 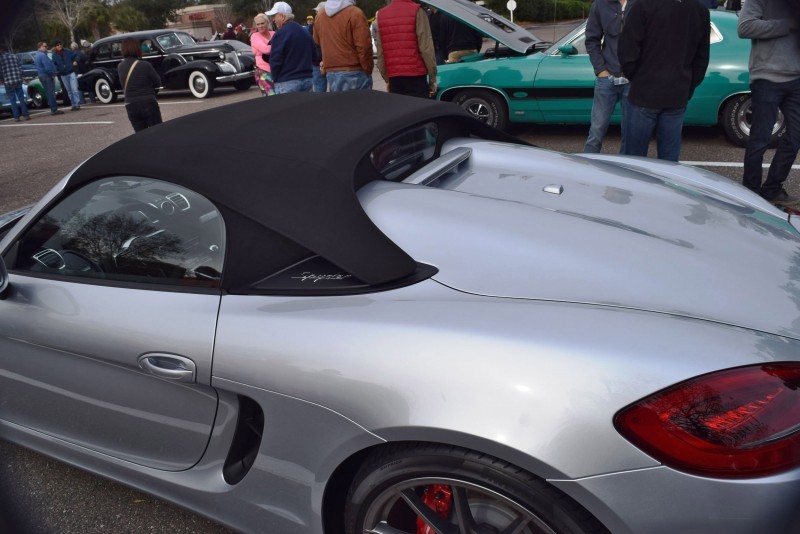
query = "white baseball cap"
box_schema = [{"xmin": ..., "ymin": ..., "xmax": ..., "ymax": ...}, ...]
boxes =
[
  {"xmin": 266, "ymin": 2, "xmax": 293, "ymax": 16},
  {"xmin": 227, "ymin": 23, "xmax": 233, "ymax": 28}
]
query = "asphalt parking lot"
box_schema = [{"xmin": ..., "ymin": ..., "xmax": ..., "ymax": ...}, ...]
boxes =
[{"xmin": 2, "ymin": 22, "xmax": 800, "ymax": 533}]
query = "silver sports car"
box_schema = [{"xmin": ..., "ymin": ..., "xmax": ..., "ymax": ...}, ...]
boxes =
[{"xmin": 1, "ymin": 92, "xmax": 799, "ymax": 533}]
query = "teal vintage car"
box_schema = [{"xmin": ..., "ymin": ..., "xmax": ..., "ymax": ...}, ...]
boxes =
[
  {"xmin": 434, "ymin": 1, "xmax": 781, "ymax": 147},
  {"xmin": 26, "ymin": 76, "xmax": 73, "ymax": 109}
]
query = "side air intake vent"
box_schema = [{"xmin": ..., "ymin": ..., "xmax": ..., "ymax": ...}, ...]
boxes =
[{"xmin": 223, "ymin": 395, "xmax": 265, "ymax": 485}]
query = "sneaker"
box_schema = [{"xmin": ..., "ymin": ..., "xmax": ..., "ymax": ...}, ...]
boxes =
[
  {"xmin": 13, "ymin": 118, "xmax": 20, "ymax": 122},
  {"xmin": 51, "ymin": 110, "xmax": 64, "ymax": 115},
  {"xmin": 71, "ymin": 106, "xmax": 81, "ymax": 110},
  {"xmin": 765, "ymin": 188, "xmax": 800, "ymax": 208},
  {"xmin": 22, "ymin": 115, "xmax": 30, "ymax": 120}
]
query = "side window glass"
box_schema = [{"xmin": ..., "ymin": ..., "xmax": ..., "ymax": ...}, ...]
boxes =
[
  {"xmin": 569, "ymin": 33, "xmax": 587, "ymax": 55},
  {"xmin": 95, "ymin": 45, "xmax": 110, "ymax": 60},
  {"xmin": 111, "ymin": 42, "xmax": 122, "ymax": 59},
  {"xmin": 7, "ymin": 178, "xmax": 225, "ymax": 288},
  {"xmin": 141, "ymin": 39, "xmax": 154, "ymax": 54},
  {"xmin": 371, "ymin": 121, "xmax": 439, "ymax": 181}
]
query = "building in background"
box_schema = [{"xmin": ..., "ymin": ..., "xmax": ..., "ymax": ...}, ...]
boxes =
[{"xmin": 169, "ymin": 4, "xmax": 232, "ymax": 41}]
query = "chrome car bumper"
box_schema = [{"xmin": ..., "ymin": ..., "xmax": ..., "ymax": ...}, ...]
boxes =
[{"xmin": 215, "ymin": 71, "xmax": 252, "ymax": 83}]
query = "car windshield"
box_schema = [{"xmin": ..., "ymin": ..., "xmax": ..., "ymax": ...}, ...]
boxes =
[
  {"xmin": 543, "ymin": 22, "xmax": 585, "ymax": 55},
  {"xmin": 157, "ymin": 32, "xmax": 196, "ymax": 50}
]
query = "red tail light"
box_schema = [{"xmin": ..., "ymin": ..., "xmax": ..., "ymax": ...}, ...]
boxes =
[{"xmin": 614, "ymin": 363, "xmax": 800, "ymax": 478}]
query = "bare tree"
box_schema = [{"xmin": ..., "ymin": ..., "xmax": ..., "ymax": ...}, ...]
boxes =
[
  {"xmin": 48, "ymin": 0, "xmax": 93, "ymax": 45},
  {"xmin": 214, "ymin": 1, "xmax": 236, "ymax": 32}
]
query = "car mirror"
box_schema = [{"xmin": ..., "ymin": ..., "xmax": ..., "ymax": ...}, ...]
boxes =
[
  {"xmin": 558, "ymin": 44, "xmax": 577, "ymax": 56},
  {"xmin": 0, "ymin": 255, "xmax": 9, "ymax": 300}
]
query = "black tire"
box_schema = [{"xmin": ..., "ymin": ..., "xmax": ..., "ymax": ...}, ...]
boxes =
[
  {"xmin": 234, "ymin": 78, "xmax": 253, "ymax": 91},
  {"xmin": 95, "ymin": 77, "xmax": 117, "ymax": 104},
  {"xmin": 188, "ymin": 70, "xmax": 214, "ymax": 99},
  {"xmin": 28, "ymin": 89, "xmax": 44, "ymax": 109},
  {"xmin": 721, "ymin": 93, "xmax": 785, "ymax": 148},
  {"xmin": 453, "ymin": 90, "xmax": 509, "ymax": 131},
  {"xmin": 344, "ymin": 443, "xmax": 608, "ymax": 534}
]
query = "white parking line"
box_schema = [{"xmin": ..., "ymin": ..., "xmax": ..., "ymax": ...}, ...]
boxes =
[
  {"xmin": 82, "ymin": 100, "xmax": 204, "ymax": 108},
  {"xmin": 0, "ymin": 121, "xmax": 114, "ymax": 127},
  {"xmin": 682, "ymin": 161, "xmax": 800, "ymax": 170}
]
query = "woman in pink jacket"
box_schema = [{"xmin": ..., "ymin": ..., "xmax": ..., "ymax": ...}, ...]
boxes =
[{"xmin": 251, "ymin": 13, "xmax": 275, "ymax": 96}]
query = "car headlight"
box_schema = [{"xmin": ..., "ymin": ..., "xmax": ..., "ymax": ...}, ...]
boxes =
[
  {"xmin": 218, "ymin": 51, "xmax": 225, "ymax": 60},
  {"xmin": 615, "ymin": 362, "xmax": 800, "ymax": 478}
]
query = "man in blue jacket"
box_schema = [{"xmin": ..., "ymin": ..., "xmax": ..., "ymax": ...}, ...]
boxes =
[
  {"xmin": 267, "ymin": 2, "xmax": 314, "ymax": 93},
  {"xmin": 33, "ymin": 41, "xmax": 63, "ymax": 115},
  {"xmin": 51, "ymin": 40, "xmax": 82, "ymax": 110},
  {"xmin": 584, "ymin": 0, "xmax": 636, "ymax": 153},
  {"xmin": 738, "ymin": 0, "xmax": 800, "ymax": 207}
]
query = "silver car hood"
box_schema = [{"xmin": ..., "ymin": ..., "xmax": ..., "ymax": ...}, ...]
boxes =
[
  {"xmin": 360, "ymin": 139, "xmax": 800, "ymax": 340},
  {"xmin": 422, "ymin": 0, "xmax": 541, "ymax": 54}
]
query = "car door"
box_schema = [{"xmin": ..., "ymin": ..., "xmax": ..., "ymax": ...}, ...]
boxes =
[
  {"xmin": 531, "ymin": 28, "xmax": 598, "ymax": 123},
  {"xmin": 0, "ymin": 177, "xmax": 226, "ymax": 471},
  {"xmin": 140, "ymin": 37, "xmax": 166, "ymax": 84}
]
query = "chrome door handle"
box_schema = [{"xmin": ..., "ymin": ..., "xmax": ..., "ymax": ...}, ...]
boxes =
[{"xmin": 138, "ymin": 353, "xmax": 196, "ymax": 383}]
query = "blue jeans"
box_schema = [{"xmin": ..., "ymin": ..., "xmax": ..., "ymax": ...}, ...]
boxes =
[
  {"xmin": 743, "ymin": 77, "xmax": 800, "ymax": 198},
  {"xmin": 274, "ymin": 77, "xmax": 313, "ymax": 94},
  {"xmin": 61, "ymin": 72, "xmax": 82, "ymax": 108},
  {"xmin": 584, "ymin": 76, "xmax": 629, "ymax": 153},
  {"xmin": 326, "ymin": 70, "xmax": 372, "ymax": 92},
  {"xmin": 39, "ymin": 74, "xmax": 59, "ymax": 112},
  {"xmin": 5, "ymin": 83, "xmax": 29, "ymax": 119},
  {"xmin": 623, "ymin": 103, "xmax": 686, "ymax": 162},
  {"xmin": 312, "ymin": 65, "xmax": 327, "ymax": 93}
]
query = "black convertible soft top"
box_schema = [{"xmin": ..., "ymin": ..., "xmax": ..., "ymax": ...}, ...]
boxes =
[{"xmin": 69, "ymin": 91, "xmax": 518, "ymax": 289}]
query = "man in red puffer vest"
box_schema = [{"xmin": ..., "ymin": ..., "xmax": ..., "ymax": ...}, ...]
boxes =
[{"xmin": 374, "ymin": 0, "xmax": 437, "ymax": 98}]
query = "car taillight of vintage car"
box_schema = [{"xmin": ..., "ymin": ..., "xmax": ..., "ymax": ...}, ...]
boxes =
[{"xmin": 615, "ymin": 363, "xmax": 800, "ymax": 478}]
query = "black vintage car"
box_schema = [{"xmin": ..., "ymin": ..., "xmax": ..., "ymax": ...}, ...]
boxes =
[{"xmin": 79, "ymin": 29, "xmax": 255, "ymax": 102}]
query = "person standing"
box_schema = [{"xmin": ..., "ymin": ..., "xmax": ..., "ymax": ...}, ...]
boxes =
[
  {"xmin": 72, "ymin": 42, "xmax": 95, "ymax": 104},
  {"xmin": 313, "ymin": 0, "xmax": 373, "ymax": 91},
  {"xmin": 374, "ymin": 0, "xmax": 437, "ymax": 98},
  {"xmin": 618, "ymin": 0, "xmax": 710, "ymax": 161},
  {"xmin": 428, "ymin": 8, "xmax": 447, "ymax": 65},
  {"xmin": 309, "ymin": 3, "xmax": 328, "ymax": 92},
  {"xmin": 584, "ymin": 0, "xmax": 635, "ymax": 153},
  {"xmin": 51, "ymin": 40, "xmax": 82, "ymax": 111},
  {"xmin": 266, "ymin": 1, "xmax": 314, "ymax": 93},
  {"xmin": 738, "ymin": 0, "xmax": 800, "ymax": 207},
  {"xmin": 0, "ymin": 46, "xmax": 31, "ymax": 122},
  {"xmin": 33, "ymin": 42, "xmax": 63, "ymax": 115},
  {"xmin": 236, "ymin": 25, "xmax": 251, "ymax": 44},
  {"xmin": 222, "ymin": 23, "xmax": 237, "ymax": 40},
  {"xmin": 117, "ymin": 37, "xmax": 162, "ymax": 132},
  {"xmin": 441, "ymin": 13, "xmax": 482, "ymax": 63},
  {"xmin": 251, "ymin": 13, "xmax": 275, "ymax": 96}
]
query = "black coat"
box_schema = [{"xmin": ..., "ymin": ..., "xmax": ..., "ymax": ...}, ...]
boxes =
[{"xmin": 619, "ymin": 0, "xmax": 710, "ymax": 109}]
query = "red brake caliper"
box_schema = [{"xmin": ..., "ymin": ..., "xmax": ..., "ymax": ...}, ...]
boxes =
[{"xmin": 416, "ymin": 484, "xmax": 453, "ymax": 534}]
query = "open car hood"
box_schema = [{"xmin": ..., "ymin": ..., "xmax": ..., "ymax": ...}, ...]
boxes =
[{"xmin": 422, "ymin": 0, "xmax": 541, "ymax": 54}]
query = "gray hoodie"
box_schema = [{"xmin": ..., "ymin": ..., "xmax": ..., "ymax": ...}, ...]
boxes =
[
  {"xmin": 325, "ymin": 0, "xmax": 355, "ymax": 17},
  {"xmin": 738, "ymin": 0, "xmax": 800, "ymax": 83}
]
